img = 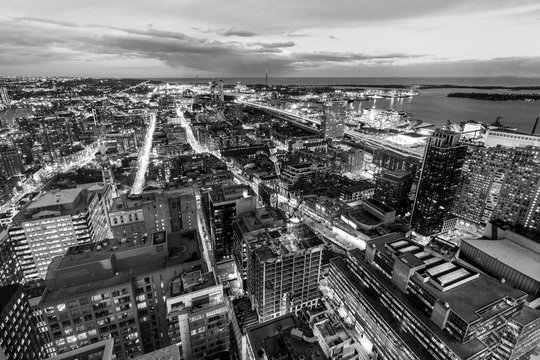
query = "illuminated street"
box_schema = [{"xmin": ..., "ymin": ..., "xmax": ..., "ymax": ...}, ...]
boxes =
[{"xmin": 131, "ymin": 112, "xmax": 156, "ymax": 195}]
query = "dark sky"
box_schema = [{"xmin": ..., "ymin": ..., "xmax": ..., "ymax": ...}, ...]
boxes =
[{"xmin": 2, "ymin": 0, "xmax": 540, "ymax": 77}]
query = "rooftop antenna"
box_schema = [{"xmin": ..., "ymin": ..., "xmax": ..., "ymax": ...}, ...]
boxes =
[{"xmin": 532, "ymin": 117, "xmax": 539, "ymax": 135}]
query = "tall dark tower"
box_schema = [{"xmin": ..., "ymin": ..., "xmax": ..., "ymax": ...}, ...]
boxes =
[
  {"xmin": 411, "ymin": 129, "xmax": 467, "ymax": 236},
  {"xmin": 265, "ymin": 69, "xmax": 268, "ymax": 88}
]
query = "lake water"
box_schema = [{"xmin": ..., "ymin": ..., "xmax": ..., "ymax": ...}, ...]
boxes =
[
  {"xmin": 159, "ymin": 77, "xmax": 540, "ymax": 132},
  {"xmin": 360, "ymin": 88, "xmax": 540, "ymax": 131}
]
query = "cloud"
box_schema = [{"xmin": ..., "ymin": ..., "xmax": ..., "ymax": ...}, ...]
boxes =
[
  {"xmin": 14, "ymin": 16, "xmax": 77, "ymax": 27},
  {"xmin": 193, "ymin": 27, "xmax": 258, "ymax": 37},
  {"xmin": 253, "ymin": 41, "xmax": 296, "ymax": 49}
]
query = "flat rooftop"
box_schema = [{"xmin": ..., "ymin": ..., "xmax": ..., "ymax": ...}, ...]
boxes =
[
  {"xmin": 253, "ymin": 223, "xmax": 323, "ymax": 262},
  {"xmin": 334, "ymin": 255, "xmax": 487, "ymax": 360},
  {"xmin": 247, "ymin": 313, "xmax": 325, "ymax": 360},
  {"xmin": 366, "ymin": 234, "xmax": 528, "ymax": 323},
  {"xmin": 27, "ymin": 187, "xmax": 84, "ymax": 210},
  {"xmin": 462, "ymin": 238, "xmax": 540, "ymax": 282},
  {"xmin": 57, "ymin": 232, "xmax": 152, "ymax": 269},
  {"xmin": 210, "ymin": 184, "xmax": 254, "ymax": 203}
]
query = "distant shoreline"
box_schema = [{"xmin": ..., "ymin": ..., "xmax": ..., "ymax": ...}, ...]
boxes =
[{"xmin": 447, "ymin": 92, "xmax": 540, "ymax": 101}]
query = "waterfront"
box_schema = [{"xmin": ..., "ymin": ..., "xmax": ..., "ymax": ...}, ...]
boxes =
[
  {"xmin": 159, "ymin": 77, "xmax": 540, "ymax": 132},
  {"xmin": 359, "ymin": 87, "xmax": 540, "ymax": 131}
]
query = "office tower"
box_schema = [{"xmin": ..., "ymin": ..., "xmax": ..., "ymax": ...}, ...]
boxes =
[
  {"xmin": 327, "ymin": 233, "xmax": 540, "ymax": 360},
  {"xmin": 0, "ymin": 147, "xmax": 25, "ymax": 178},
  {"xmin": 233, "ymin": 207, "xmax": 287, "ymax": 285},
  {"xmin": 167, "ymin": 270, "xmax": 231, "ymax": 360},
  {"xmin": 247, "ymin": 222, "xmax": 323, "ymax": 322},
  {"xmin": 373, "ymin": 169, "xmax": 412, "ymax": 215},
  {"xmin": 0, "ymin": 234, "xmax": 23, "ymax": 286},
  {"xmin": 33, "ymin": 231, "xmax": 206, "ymax": 359},
  {"xmin": 322, "ymin": 101, "xmax": 346, "ymax": 139},
  {"xmin": 453, "ymin": 145, "xmax": 540, "ymax": 232},
  {"xmin": 278, "ymin": 162, "xmax": 325, "ymax": 193},
  {"xmin": 109, "ymin": 188, "xmax": 197, "ymax": 238},
  {"xmin": 8, "ymin": 184, "xmax": 114, "ymax": 281},
  {"xmin": 0, "ymin": 87, "xmax": 9, "ymax": 105},
  {"xmin": 0, "ymin": 284, "xmax": 47, "ymax": 360},
  {"xmin": 209, "ymin": 184, "xmax": 256, "ymax": 262},
  {"xmin": 411, "ymin": 129, "xmax": 467, "ymax": 236}
]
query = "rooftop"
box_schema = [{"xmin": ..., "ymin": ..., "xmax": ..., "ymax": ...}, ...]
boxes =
[
  {"xmin": 247, "ymin": 313, "xmax": 326, "ymax": 360},
  {"xmin": 210, "ymin": 184, "xmax": 254, "ymax": 203},
  {"xmin": 48, "ymin": 338, "xmax": 114, "ymax": 360},
  {"xmin": 365, "ymin": 234, "xmax": 528, "ymax": 323},
  {"xmin": 27, "ymin": 187, "xmax": 84, "ymax": 210},
  {"xmin": 132, "ymin": 344, "xmax": 180, "ymax": 360},
  {"xmin": 334, "ymin": 255, "xmax": 487, "ymax": 360},
  {"xmin": 253, "ymin": 222, "xmax": 324, "ymax": 262},
  {"xmin": 170, "ymin": 270, "xmax": 216, "ymax": 297},
  {"xmin": 461, "ymin": 238, "xmax": 540, "ymax": 282}
]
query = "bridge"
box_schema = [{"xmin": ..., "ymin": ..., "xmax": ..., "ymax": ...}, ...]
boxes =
[{"xmin": 237, "ymin": 100, "xmax": 321, "ymax": 134}]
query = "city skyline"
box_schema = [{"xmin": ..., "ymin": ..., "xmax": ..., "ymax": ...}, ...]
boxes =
[{"xmin": 2, "ymin": 0, "xmax": 540, "ymax": 78}]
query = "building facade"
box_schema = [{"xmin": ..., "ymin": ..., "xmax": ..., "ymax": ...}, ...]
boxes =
[
  {"xmin": 0, "ymin": 284, "xmax": 47, "ymax": 360},
  {"xmin": 209, "ymin": 184, "xmax": 256, "ymax": 262},
  {"xmin": 166, "ymin": 270, "xmax": 230, "ymax": 360},
  {"xmin": 33, "ymin": 231, "xmax": 206, "ymax": 360},
  {"xmin": 8, "ymin": 185, "xmax": 114, "ymax": 281},
  {"xmin": 453, "ymin": 145, "xmax": 540, "ymax": 232},
  {"xmin": 411, "ymin": 129, "xmax": 467, "ymax": 236},
  {"xmin": 247, "ymin": 222, "xmax": 324, "ymax": 322},
  {"xmin": 374, "ymin": 169, "xmax": 412, "ymax": 215},
  {"xmin": 326, "ymin": 233, "xmax": 540, "ymax": 360}
]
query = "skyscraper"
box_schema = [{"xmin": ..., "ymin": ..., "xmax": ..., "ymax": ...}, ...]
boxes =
[
  {"xmin": 33, "ymin": 231, "xmax": 206, "ymax": 359},
  {"xmin": 0, "ymin": 87, "xmax": 9, "ymax": 106},
  {"xmin": 166, "ymin": 270, "xmax": 231, "ymax": 360},
  {"xmin": 321, "ymin": 101, "xmax": 346, "ymax": 139},
  {"xmin": 411, "ymin": 129, "xmax": 467, "ymax": 236},
  {"xmin": 208, "ymin": 184, "xmax": 256, "ymax": 262},
  {"xmin": 453, "ymin": 145, "xmax": 540, "ymax": 232},
  {"xmin": 374, "ymin": 169, "xmax": 412, "ymax": 215},
  {"xmin": 0, "ymin": 147, "xmax": 25, "ymax": 178},
  {"xmin": 8, "ymin": 185, "xmax": 113, "ymax": 281},
  {"xmin": 0, "ymin": 284, "xmax": 47, "ymax": 360},
  {"xmin": 247, "ymin": 222, "xmax": 323, "ymax": 322}
]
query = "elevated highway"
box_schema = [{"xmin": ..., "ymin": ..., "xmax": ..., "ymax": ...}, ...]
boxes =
[{"xmin": 239, "ymin": 100, "xmax": 423, "ymax": 161}]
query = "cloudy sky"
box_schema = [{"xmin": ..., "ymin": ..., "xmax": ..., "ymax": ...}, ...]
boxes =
[{"xmin": 1, "ymin": 0, "xmax": 540, "ymax": 78}]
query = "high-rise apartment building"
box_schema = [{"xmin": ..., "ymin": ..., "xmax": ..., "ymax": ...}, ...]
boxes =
[
  {"xmin": 327, "ymin": 233, "xmax": 540, "ymax": 360},
  {"xmin": 0, "ymin": 284, "xmax": 47, "ymax": 360},
  {"xmin": 0, "ymin": 233, "xmax": 23, "ymax": 286},
  {"xmin": 322, "ymin": 101, "xmax": 346, "ymax": 139},
  {"xmin": 453, "ymin": 145, "xmax": 540, "ymax": 232},
  {"xmin": 0, "ymin": 87, "xmax": 9, "ymax": 106},
  {"xmin": 374, "ymin": 169, "xmax": 412, "ymax": 215},
  {"xmin": 208, "ymin": 184, "xmax": 256, "ymax": 262},
  {"xmin": 33, "ymin": 231, "xmax": 206, "ymax": 359},
  {"xmin": 109, "ymin": 188, "xmax": 197, "ymax": 238},
  {"xmin": 0, "ymin": 147, "xmax": 24, "ymax": 178},
  {"xmin": 8, "ymin": 184, "xmax": 114, "ymax": 281},
  {"xmin": 247, "ymin": 222, "xmax": 323, "ymax": 322},
  {"xmin": 233, "ymin": 207, "xmax": 287, "ymax": 285},
  {"xmin": 167, "ymin": 270, "xmax": 231, "ymax": 360},
  {"xmin": 411, "ymin": 129, "xmax": 467, "ymax": 236}
]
